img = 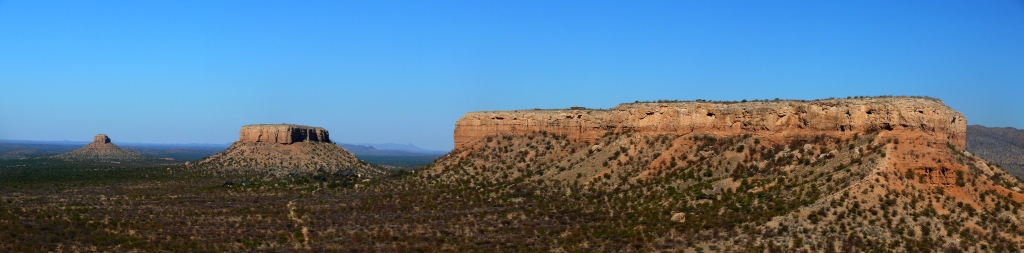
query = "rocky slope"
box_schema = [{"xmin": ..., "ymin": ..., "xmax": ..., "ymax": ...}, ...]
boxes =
[
  {"xmin": 51, "ymin": 134, "xmax": 151, "ymax": 162},
  {"xmin": 425, "ymin": 97, "xmax": 1024, "ymax": 251},
  {"xmin": 189, "ymin": 124, "xmax": 388, "ymax": 177},
  {"xmin": 967, "ymin": 125, "xmax": 1024, "ymax": 178}
]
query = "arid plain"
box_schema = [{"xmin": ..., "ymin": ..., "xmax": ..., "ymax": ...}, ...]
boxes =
[{"xmin": 1, "ymin": 96, "xmax": 1023, "ymax": 252}]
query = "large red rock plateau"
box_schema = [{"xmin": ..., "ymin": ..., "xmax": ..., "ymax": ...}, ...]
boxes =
[
  {"xmin": 53, "ymin": 134, "xmax": 149, "ymax": 162},
  {"xmin": 429, "ymin": 96, "xmax": 1024, "ymax": 250},
  {"xmin": 190, "ymin": 124, "xmax": 387, "ymax": 177},
  {"xmin": 454, "ymin": 97, "xmax": 965, "ymax": 150}
]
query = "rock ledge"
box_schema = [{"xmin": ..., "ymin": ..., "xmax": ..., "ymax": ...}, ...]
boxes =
[{"xmin": 454, "ymin": 97, "xmax": 966, "ymax": 150}]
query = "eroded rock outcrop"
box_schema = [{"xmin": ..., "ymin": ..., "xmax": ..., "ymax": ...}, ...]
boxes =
[
  {"xmin": 192, "ymin": 124, "xmax": 387, "ymax": 177},
  {"xmin": 454, "ymin": 97, "xmax": 965, "ymax": 150},
  {"xmin": 53, "ymin": 134, "xmax": 149, "ymax": 162},
  {"xmin": 94, "ymin": 134, "xmax": 111, "ymax": 144},
  {"xmin": 239, "ymin": 124, "xmax": 330, "ymax": 144}
]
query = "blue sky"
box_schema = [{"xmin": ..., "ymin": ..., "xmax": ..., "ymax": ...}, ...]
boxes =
[{"xmin": 1, "ymin": 1, "xmax": 1022, "ymax": 151}]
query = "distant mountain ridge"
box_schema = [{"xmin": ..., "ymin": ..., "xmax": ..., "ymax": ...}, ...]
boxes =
[
  {"xmin": 0, "ymin": 143, "xmax": 77, "ymax": 159},
  {"xmin": 51, "ymin": 134, "xmax": 151, "ymax": 162},
  {"xmin": 339, "ymin": 143, "xmax": 447, "ymax": 156},
  {"xmin": 0, "ymin": 139, "xmax": 228, "ymax": 161},
  {"xmin": 966, "ymin": 125, "xmax": 1024, "ymax": 178},
  {"xmin": 0, "ymin": 139, "xmax": 231, "ymax": 148}
]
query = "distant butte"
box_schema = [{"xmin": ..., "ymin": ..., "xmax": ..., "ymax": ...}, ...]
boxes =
[
  {"xmin": 94, "ymin": 134, "xmax": 111, "ymax": 143},
  {"xmin": 52, "ymin": 134, "xmax": 149, "ymax": 162},
  {"xmin": 239, "ymin": 124, "xmax": 331, "ymax": 144},
  {"xmin": 189, "ymin": 124, "xmax": 388, "ymax": 177}
]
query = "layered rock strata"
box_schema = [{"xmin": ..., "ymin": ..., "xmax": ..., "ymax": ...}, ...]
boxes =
[
  {"xmin": 428, "ymin": 96, "xmax": 1024, "ymax": 250},
  {"xmin": 239, "ymin": 124, "xmax": 330, "ymax": 144},
  {"xmin": 53, "ymin": 134, "xmax": 149, "ymax": 162},
  {"xmin": 192, "ymin": 124, "xmax": 387, "ymax": 177},
  {"xmin": 454, "ymin": 97, "xmax": 965, "ymax": 150}
]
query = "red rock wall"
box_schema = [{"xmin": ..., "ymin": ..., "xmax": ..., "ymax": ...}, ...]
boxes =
[
  {"xmin": 453, "ymin": 97, "xmax": 966, "ymax": 150},
  {"xmin": 239, "ymin": 124, "xmax": 331, "ymax": 144}
]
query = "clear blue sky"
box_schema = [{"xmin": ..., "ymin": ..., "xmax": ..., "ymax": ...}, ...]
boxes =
[{"xmin": 2, "ymin": 1, "xmax": 1022, "ymax": 151}]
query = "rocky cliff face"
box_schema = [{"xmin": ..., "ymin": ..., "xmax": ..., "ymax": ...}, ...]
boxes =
[
  {"xmin": 192, "ymin": 124, "xmax": 387, "ymax": 177},
  {"xmin": 454, "ymin": 97, "xmax": 966, "ymax": 150},
  {"xmin": 239, "ymin": 124, "xmax": 330, "ymax": 144},
  {"xmin": 427, "ymin": 97, "xmax": 1024, "ymax": 250},
  {"xmin": 93, "ymin": 134, "xmax": 111, "ymax": 144}
]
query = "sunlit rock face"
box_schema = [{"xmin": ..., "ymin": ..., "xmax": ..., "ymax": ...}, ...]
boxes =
[
  {"xmin": 238, "ymin": 124, "xmax": 331, "ymax": 144},
  {"xmin": 93, "ymin": 134, "xmax": 111, "ymax": 144},
  {"xmin": 454, "ymin": 97, "xmax": 965, "ymax": 150}
]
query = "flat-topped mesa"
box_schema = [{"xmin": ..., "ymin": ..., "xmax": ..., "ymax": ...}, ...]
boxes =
[
  {"xmin": 192, "ymin": 124, "xmax": 388, "ymax": 177},
  {"xmin": 93, "ymin": 134, "xmax": 111, "ymax": 144},
  {"xmin": 454, "ymin": 97, "xmax": 967, "ymax": 150},
  {"xmin": 239, "ymin": 124, "xmax": 331, "ymax": 144}
]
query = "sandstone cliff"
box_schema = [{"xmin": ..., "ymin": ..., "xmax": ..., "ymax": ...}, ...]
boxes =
[
  {"xmin": 192, "ymin": 124, "xmax": 387, "ymax": 177},
  {"xmin": 53, "ymin": 134, "xmax": 150, "ymax": 162},
  {"xmin": 454, "ymin": 97, "xmax": 965, "ymax": 150},
  {"xmin": 239, "ymin": 124, "xmax": 330, "ymax": 144},
  {"xmin": 426, "ymin": 96, "xmax": 1024, "ymax": 250}
]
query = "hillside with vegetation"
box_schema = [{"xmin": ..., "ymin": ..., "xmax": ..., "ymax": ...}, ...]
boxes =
[
  {"xmin": 967, "ymin": 125, "xmax": 1024, "ymax": 179},
  {"xmin": 1, "ymin": 98, "xmax": 1022, "ymax": 252}
]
